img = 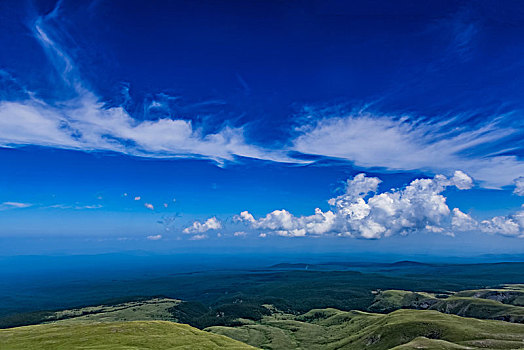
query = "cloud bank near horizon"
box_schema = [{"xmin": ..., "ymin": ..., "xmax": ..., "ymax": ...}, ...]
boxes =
[{"xmin": 235, "ymin": 171, "xmax": 524, "ymax": 239}]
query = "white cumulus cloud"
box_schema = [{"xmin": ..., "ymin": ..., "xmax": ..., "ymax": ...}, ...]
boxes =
[
  {"xmin": 479, "ymin": 207, "xmax": 524, "ymax": 237},
  {"xmin": 451, "ymin": 208, "xmax": 478, "ymax": 231},
  {"xmin": 183, "ymin": 217, "xmax": 222, "ymax": 234},
  {"xmin": 235, "ymin": 171, "xmax": 519, "ymax": 239},
  {"xmin": 514, "ymin": 177, "xmax": 524, "ymax": 196},
  {"xmin": 451, "ymin": 206, "xmax": 524, "ymax": 238},
  {"xmin": 144, "ymin": 203, "xmax": 154, "ymax": 210}
]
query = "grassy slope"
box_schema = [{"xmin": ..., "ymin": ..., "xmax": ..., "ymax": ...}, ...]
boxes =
[
  {"xmin": 207, "ymin": 308, "xmax": 524, "ymax": 350},
  {"xmin": 430, "ymin": 296, "xmax": 524, "ymax": 322},
  {"xmin": 454, "ymin": 285, "xmax": 524, "ymax": 306},
  {"xmin": 369, "ymin": 285, "xmax": 524, "ymax": 322},
  {"xmin": 0, "ymin": 320, "xmax": 258, "ymax": 350},
  {"xmin": 3, "ymin": 282, "xmax": 524, "ymax": 349},
  {"xmin": 390, "ymin": 337, "xmax": 473, "ymax": 349},
  {"xmin": 49, "ymin": 298, "xmax": 180, "ymax": 324},
  {"xmin": 0, "ymin": 297, "xmax": 181, "ymax": 329},
  {"xmin": 368, "ymin": 289, "xmax": 437, "ymax": 312}
]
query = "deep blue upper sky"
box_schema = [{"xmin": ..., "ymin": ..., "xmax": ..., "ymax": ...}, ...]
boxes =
[{"xmin": 0, "ymin": 0, "xmax": 523, "ymax": 256}]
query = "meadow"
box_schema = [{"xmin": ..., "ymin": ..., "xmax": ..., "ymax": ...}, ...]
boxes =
[{"xmin": 2, "ymin": 256, "xmax": 524, "ymax": 349}]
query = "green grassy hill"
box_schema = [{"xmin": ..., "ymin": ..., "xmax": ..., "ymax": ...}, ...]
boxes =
[
  {"xmin": 368, "ymin": 289, "xmax": 438, "ymax": 312},
  {"xmin": 3, "ymin": 283, "xmax": 524, "ymax": 349},
  {"xmin": 207, "ymin": 308, "xmax": 524, "ymax": 350},
  {"xmin": 0, "ymin": 297, "xmax": 181, "ymax": 329},
  {"xmin": 369, "ymin": 285, "xmax": 524, "ymax": 322},
  {"xmin": 390, "ymin": 337, "xmax": 474, "ymax": 349},
  {"xmin": 430, "ymin": 296, "xmax": 524, "ymax": 322},
  {"xmin": 453, "ymin": 285, "xmax": 524, "ymax": 306},
  {"xmin": 0, "ymin": 320, "xmax": 258, "ymax": 350},
  {"xmin": 49, "ymin": 297, "xmax": 180, "ymax": 324}
]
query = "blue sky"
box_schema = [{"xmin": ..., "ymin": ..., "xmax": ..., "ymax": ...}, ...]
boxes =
[{"xmin": 0, "ymin": 0, "xmax": 523, "ymax": 256}]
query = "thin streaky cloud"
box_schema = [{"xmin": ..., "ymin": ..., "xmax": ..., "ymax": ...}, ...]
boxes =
[
  {"xmin": 47, "ymin": 204, "xmax": 103, "ymax": 210},
  {"xmin": 146, "ymin": 234, "xmax": 162, "ymax": 241},
  {"xmin": 189, "ymin": 234, "xmax": 208, "ymax": 240},
  {"xmin": 0, "ymin": 202, "xmax": 33, "ymax": 210},
  {"xmin": 292, "ymin": 111, "xmax": 524, "ymax": 188},
  {"xmin": 0, "ymin": 4, "xmax": 300, "ymax": 165},
  {"xmin": 0, "ymin": 1, "xmax": 520, "ymax": 190}
]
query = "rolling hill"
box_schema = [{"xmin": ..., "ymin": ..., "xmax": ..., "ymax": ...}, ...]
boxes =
[
  {"xmin": 369, "ymin": 285, "xmax": 524, "ymax": 322},
  {"xmin": 207, "ymin": 308, "xmax": 524, "ymax": 349},
  {"xmin": 0, "ymin": 320, "xmax": 258, "ymax": 350},
  {"xmin": 2, "ymin": 268, "xmax": 524, "ymax": 350}
]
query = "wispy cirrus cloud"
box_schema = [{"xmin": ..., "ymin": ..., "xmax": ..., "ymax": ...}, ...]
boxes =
[
  {"xmin": 292, "ymin": 110, "xmax": 524, "ymax": 188},
  {"xmin": 1, "ymin": 2, "xmax": 522, "ymax": 191},
  {"xmin": 0, "ymin": 202, "xmax": 102, "ymax": 211},
  {"xmin": 47, "ymin": 203, "xmax": 102, "ymax": 210},
  {"xmin": 189, "ymin": 234, "xmax": 208, "ymax": 240},
  {"xmin": 146, "ymin": 234, "xmax": 162, "ymax": 241},
  {"xmin": 0, "ymin": 92, "xmax": 297, "ymax": 164},
  {"xmin": 437, "ymin": 7, "xmax": 480, "ymax": 62},
  {"xmin": 0, "ymin": 3, "xmax": 297, "ymax": 165},
  {"xmin": 0, "ymin": 94, "xmax": 301, "ymax": 163},
  {"xmin": 0, "ymin": 202, "xmax": 32, "ymax": 210}
]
